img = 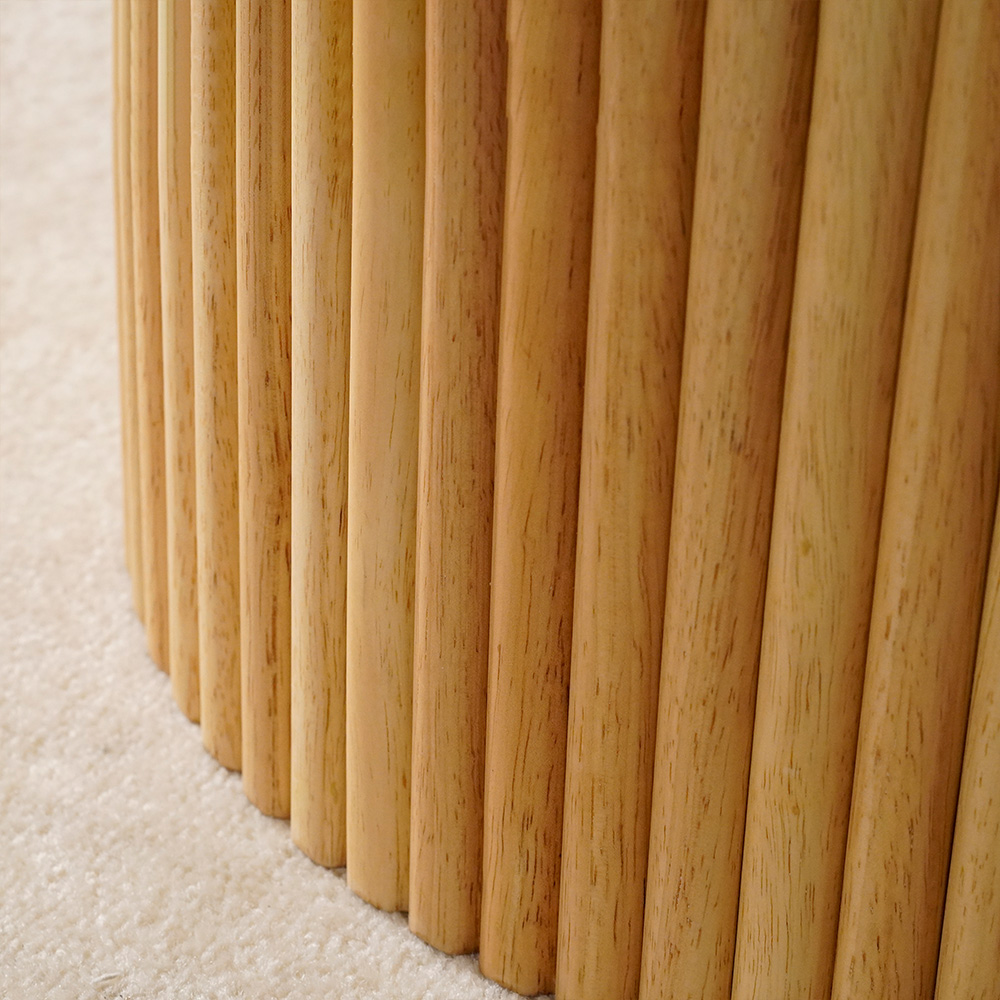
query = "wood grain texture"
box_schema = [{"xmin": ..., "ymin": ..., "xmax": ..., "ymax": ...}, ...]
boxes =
[
  {"xmin": 158, "ymin": 0, "xmax": 199, "ymax": 723},
  {"xmin": 935, "ymin": 497, "xmax": 1000, "ymax": 1000},
  {"xmin": 830, "ymin": 0, "xmax": 1000, "ymax": 995},
  {"xmin": 191, "ymin": 0, "xmax": 240, "ymax": 771},
  {"xmin": 113, "ymin": 0, "xmax": 144, "ymax": 621},
  {"xmin": 130, "ymin": 0, "xmax": 169, "ymax": 671},
  {"xmin": 290, "ymin": 0, "xmax": 352, "ymax": 869},
  {"xmin": 346, "ymin": 0, "xmax": 424, "ymax": 911},
  {"xmin": 554, "ymin": 3, "xmax": 704, "ymax": 999},
  {"xmin": 478, "ymin": 1, "xmax": 600, "ymax": 993},
  {"xmin": 407, "ymin": 0, "xmax": 505, "ymax": 955},
  {"xmin": 638, "ymin": 5, "xmax": 818, "ymax": 999},
  {"xmin": 237, "ymin": 0, "xmax": 292, "ymax": 817},
  {"xmin": 730, "ymin": 3, "xmax": 940, "ymax": 998}
]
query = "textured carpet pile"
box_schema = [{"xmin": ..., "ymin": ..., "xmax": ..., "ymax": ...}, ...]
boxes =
[{"xmin": 0, "ymin": 3, "xmax": 525, "ymax": 997}]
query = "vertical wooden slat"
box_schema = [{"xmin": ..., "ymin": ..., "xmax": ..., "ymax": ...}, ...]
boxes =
[
  {"xmin": 935, "ymin": 497, "xmax": 1000, "ymax": 1000},
  {"xmin": 478, "ymin": 1, "xmax": 600, "ymax": 993},
  {"xmin": 346, "ymin": 0, "xmax": 424, "ymax": 911},
  {"xmin": 237, "ymin": 0, "xmax": 292, "ymax": 817},
  {"xmin": 408, "ymin": 0, "xmax": 506, "ymax": 955},
  {"xmin": 830, "ymin": 0, "xmax": 1000, "ymax": 995},
  {"xmin": 192, "ymin": 0, "xmax": 240, "ymax": 771},
  {"xmin": 554, "ymin": 3, "xmax": 705, "ymax": 999},
  {"xmin": 131, "ymin": 0, "xmax": 169, "ymax": 671},
  {"xmin": 730, "ymin": 3, "xmax": 940, "ymax": 998},
  {"xmin": 290, "ymin": 0, "xmax": 352, "ymax": 869},
  {"xmin": 159, "ymin": 0, "xmax": 198, "ymax": 722},
  {"xmin": 114, "ymin": 0, "xmax": 144, "ymax": 621},
  {"xmin": 638, "ymin": 4, "xmax": 818, "ymax": 999}
]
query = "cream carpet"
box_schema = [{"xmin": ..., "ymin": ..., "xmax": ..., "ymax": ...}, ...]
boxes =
[{"xmin": 0, "ymin": 3, "xmax": 527, "ymax": 997}]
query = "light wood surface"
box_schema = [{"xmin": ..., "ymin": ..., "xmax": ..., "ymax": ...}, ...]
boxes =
[
  {"xmin": 158, "ymin": 0, "xmax": 198, "ymax": 723},
  {"xmin": 130, "ymin": 0, "xmax": 169, "ymax": 671},
  {"xmin": 554, "ymin": 3, "xmax": 705, "ymax": 999},
  {"xmin": 730, "ymin": 3, "xmax": 940, "ymax": 998},
  {"xmin": 478, "ymin": 1, "xmax": 600, "ymax": 992},
  {"xmin": 638, "ymin": 4, "xmax": 818, "ymax": 999},
  {"xmin": 830, "ymin": 0, "xmax": 1000, "ymax": 995},
  {"xmin": 237, "ymin": 0, "xmax": 292, "ymax": 817},
  {"xmin": 113, "ymin": 0, "xmax": 144, "ymax": 621},
  {"xmin": 290, "ymin": 0, "xmax": 352, "ymax": 869},
  {"xmin": 346, "ymin": 0, "xmax": 424, "ymax": 911},
  {"xmin": 191, "ymin": 0, "xmax": 240, "ymax": 771},
  {"xmin": 935, "ymin": 497, "xmax": 1000, "ymax": 1000},
  {"xmin": 407, "ymin": 0, "xmax": 505, "ymax": 955},
  {"xmin": 113, "ymin": 3, "xmax": 1000, "ymax": 993}
]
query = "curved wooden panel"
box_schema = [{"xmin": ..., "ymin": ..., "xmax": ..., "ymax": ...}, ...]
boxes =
[
  {"xmin": 345, "ymin": 0, "xmax": 424, "ymax": 912},
  {"xmin": 191, "ymin": 0, "xmax": 240, "ymax": 771},
  {"xmin": 236, "ymin": 0, "xmax": 292, "ymax": 817},
  {"xmin": 555, "ymin": 3, "xmax": 705, "ymax": 998},
  {"xmin": 731, "ymin": 2, "xmax": 939, "ymax": 997},
  {"xmin": 159, "ymin": 0, "xmax": 199, "ymax": 722},
  {"xmin": 936, "ymin": 499, "xmax": 1000, "ymax": 1000},
  {"xmin": 131, "ymin": 0, "xmax": 168, "ymax": 670},
  {"xmin": 639, "ymin": 4, "xmax": 818, "ymax": 997},
  {"xmin": 831, "ymin": 0, "xmax": 1000, "ymax": 995},
  {"xmin": 408, "ymin": 0, "xmax": 505, "ymax": 955},
  {"xmin": 113, "ymin": 0, "xmax": 143, "ymax": 620},
  {"xmin": 290, "ymin": 0, "xmax": 352, "ymax": 870},
  {"xmin": 478, "ymin": 1, "xmax": 600, "ymax": 992}
]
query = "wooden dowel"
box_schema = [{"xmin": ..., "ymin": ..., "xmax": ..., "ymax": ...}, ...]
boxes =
[
  {"xmin": 554, "ymin": 3, "xmax": 705, "ymax": 999},
  {"xmin": 237, "ymin": 0, "xmax": 292, "ymax": 817},
  {"xmin": 113, "ymin": 0, "xmax": 144, "ymax": 621},
  {"xmin": 130, "ymin": 0, "xmax": 169, "ymax": 671},
  {"xmin": 346, "ymin": 0, "xmax": 424, "ymax": 911},
  {"xmin": 638, "ymin": 4, "xmax": 818, "ymax": 999},
  {"xmin": 289, "ymin": 0, "xmax": 352, "ymax": 869},
  {"xmin": 935, "ymin": 497, "xmax": 1000, "ymax": 1000},
  {"xmin": 158, "ymin": 0, "xmax": 198, "ymax": 723},
  {"xmin": 407, "ymin": 0, "xmax": 506, "ymax": 955},
  {"xmin": 191, "ymin": 0, "xmax": 240, "ymax": 771},
  {"xmin": 730, "ymin": 3, "xmax": 940, "ymax": 998},
  {"xmin": 478, "ymin": 1, "xmax": 600, "ymax": 992},
  {"xmin": 830, "ymin": 0, "xmax": 1000, "ymax": 995}
]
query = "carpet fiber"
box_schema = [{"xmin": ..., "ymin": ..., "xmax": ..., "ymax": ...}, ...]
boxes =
[{"xmin": 0, "ymin": 3, "xmax": 528, "ymax": 997}]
